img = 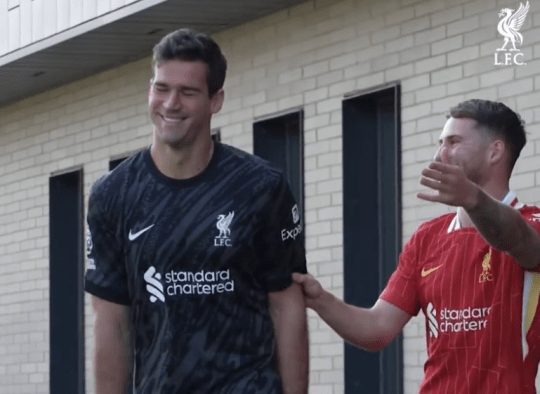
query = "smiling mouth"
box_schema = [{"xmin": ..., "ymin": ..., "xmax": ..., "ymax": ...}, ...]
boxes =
[{"xmin": 160, "ymin": 114, "xmax": 186, "ymax": 123}]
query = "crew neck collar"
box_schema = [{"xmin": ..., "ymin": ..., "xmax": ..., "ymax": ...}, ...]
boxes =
[
  {"xmin": 447, "ymin": 190, "xmax": 521, "ymax": 233},
  {"xmin": 144, "ymin": 142, "xmax": 222, "ymax": 187}
]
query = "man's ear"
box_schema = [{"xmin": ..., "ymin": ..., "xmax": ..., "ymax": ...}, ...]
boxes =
[
  {"xmin": 210, "ymin": 89, "xmax": 224, "ymax": 114},
  {"xmin": 488, "ymin": 139, "xmax": 505, "ymax": 165}
]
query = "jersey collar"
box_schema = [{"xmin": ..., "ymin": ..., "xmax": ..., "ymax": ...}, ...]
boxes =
[{"xmin": 447, "ymin": 190, "xmax": 522, "ymax": 233}]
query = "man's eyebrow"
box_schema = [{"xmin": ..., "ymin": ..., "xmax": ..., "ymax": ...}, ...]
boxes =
[
  {"xmin": 180, "ymin": 86, "xmax": 202, "ymax": 92},
  {"xmin": 152, "ymin": 82, "xmax": 201, "ymax": 92},
  {"xmin": 439, "ymin": 135, "xmax": 462, "ymax": 144}
]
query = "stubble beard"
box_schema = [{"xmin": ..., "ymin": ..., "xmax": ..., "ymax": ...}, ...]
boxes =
[{"xmin": 153, "ymin": 113, "xmax": 193, "ymax": 150}]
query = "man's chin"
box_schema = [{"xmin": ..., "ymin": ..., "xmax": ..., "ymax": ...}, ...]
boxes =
[{"xmin": 154, "ymin": 129, "xmax": 188, "ymax": 148}]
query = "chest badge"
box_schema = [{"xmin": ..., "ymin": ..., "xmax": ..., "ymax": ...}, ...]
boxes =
[
  {"xmin": 479, "ymin": 249, "xmax": 493, "ymax": 283},
  {"xmin": 215, "ymin": 211, "xmax": 234, "ymax": 247}
]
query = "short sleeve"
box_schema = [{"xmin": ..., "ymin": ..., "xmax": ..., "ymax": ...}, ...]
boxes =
[
  {"xmin": 522, "ymin": 206, "xmax": 540, "ymax": 272},
  {"xmin": 379, "ymin": 229, "xmax": 422, "ymax": 317},
  {"xmin": 252, "ymin": 173, "xmax": 307, "ymax": 292},
  {"xmin": 84, "ymin": 179, "xmax": 130, "ymax": 305}
]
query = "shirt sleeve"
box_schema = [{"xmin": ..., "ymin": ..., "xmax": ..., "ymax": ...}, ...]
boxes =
[
  {"xmin": 522, "ymin": 206, "xmax": 540, "ymax": 272},
  {"xmin": 379, "ymin": 228, "xmax": 422, "ymax": 317},
  {"xmin": 252, "ymin": 172, "xmax": 307, "ymax": 292},
  {"xmin": 84, "ymin": 178, "xmax": 131, "ymax": 305}
]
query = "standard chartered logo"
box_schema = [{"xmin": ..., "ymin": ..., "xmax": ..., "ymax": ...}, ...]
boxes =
[
  {"xmin": 143, "ymin": 266, "xmax": 235, "ymax": 302},
  {"xmin": 165, "ymin": 269, "xmax": 234, "ymax": 295},
  {"xmin": 426, "ymin": 302, "xmax": 491, "ymax": 336},
  {"xmin": 427, "ymin": 303, "xmax": 438, "ymax": 338},
  {"xmin": 144, "ymin": 266, "xmax": 165, "ymax": 303}
]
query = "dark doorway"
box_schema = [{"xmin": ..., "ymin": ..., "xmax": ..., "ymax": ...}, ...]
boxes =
[
  {"xmin": 342, "ymin": 85, "xmax": 402, "ymax": 394},
  {"xmin": 49, "ymin": 169, "xmax": 85, "ymax": 394},
  {"xmin": 253, "ymin": 111, "xmax": 304, "ymax": 244},
  {"xmin": 109, "ymin": 157, "xmax": 127, "ymax": 171},
  {"xmin": 211, "ymin": 128, "xmax": 222, "ymax": 142}
]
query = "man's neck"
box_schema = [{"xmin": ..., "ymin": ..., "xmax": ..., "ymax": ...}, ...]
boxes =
[{"xmin": 150, "ymin": 138, "xmax": 214, "ymax": 180}]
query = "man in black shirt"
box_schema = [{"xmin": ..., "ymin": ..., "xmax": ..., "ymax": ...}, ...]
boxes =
[{"xmin": 85, "ymin": 28, "xmax": 309, "ymax": 394}]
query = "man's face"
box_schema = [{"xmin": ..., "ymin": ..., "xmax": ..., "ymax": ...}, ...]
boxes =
[
  {"xmin": 148, "ymin": 60, "xmax": 223, "ymax": 148},
  {"xmin": 434, "ymin": 117, "xmax": 493, "ymax": 185}
]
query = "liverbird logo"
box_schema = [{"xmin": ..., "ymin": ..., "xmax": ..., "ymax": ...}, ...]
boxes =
[
  {"xmin": 479, "ymin": 249, "xmax": 493, "ymax": 283},
  {"xmin": 214, "ymin": 211, "xmax": 234, "ymax": 247},
  {"xmin": 495, "ymin": 1, "xmax": 530, "ymax": 65}
]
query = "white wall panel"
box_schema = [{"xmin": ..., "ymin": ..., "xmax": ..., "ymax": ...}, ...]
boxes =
[
  {"xmin": 42, "ymin": 0, "xmax": 57, "ymax": 38},
  {"xmin": 56, "ymin": 0, "xmax": 69, "ymax": 32},
  {"xmin": 96, "ymin": 0, "xmax": 110, "ymax": 17},
  {"xmin": 0, "ymin": 0, "xmax": 145, "ymax": 58},
  {"xmin": 7, "ymin": 6, "xmax": 19, "ymax": 51},
  {"xmin": 19, "ymin": 0, "xmax": 30, "ymax": 46},
  {"xmin": 0, "ymin": 0, "xmax": 9, "ymax": 55},
  {"xmin": 82, "ymin": 0, "xmax": 97, "ymax": 22},
  {"xmin": 32, "ymin": 0, "xmax": 44, "ymax": 42},
  {"xmin": 70, "ymin": 0, "xmax": 83, "ymax": 27},
  {"xmin": 110, "ymin": 0, "xmax": 124, "ymax": 10}
]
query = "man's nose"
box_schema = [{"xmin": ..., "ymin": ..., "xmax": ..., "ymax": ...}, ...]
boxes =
[
  {"xmin": 164, "ymin": 91, "xmax": 181, "ymax": 110},
  {"xmin": 434, "ymin": 146, "xmax": 449, "ymax": 163},
  {"xmin": 434, "ymin": 146, "xmax": 442, "ymax": 162}
]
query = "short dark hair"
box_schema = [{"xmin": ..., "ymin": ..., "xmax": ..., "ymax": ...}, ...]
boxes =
[
  {"xmin": 152, "ymin": 28, "xmax": 227, "ymax": 97},
  {"xmin": 448, "ymin": 99, "xmax": 526, "ymax": 171}
]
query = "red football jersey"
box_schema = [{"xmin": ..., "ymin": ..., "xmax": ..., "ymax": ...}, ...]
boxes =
[{"xmin": 381, "ymin": 194, "xmax": 540, "ymax": 394}]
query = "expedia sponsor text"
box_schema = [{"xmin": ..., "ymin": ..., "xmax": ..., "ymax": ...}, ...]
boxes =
[{"xmin": 281, "ymin": 224, "xmax": 303, "ymax": 241}]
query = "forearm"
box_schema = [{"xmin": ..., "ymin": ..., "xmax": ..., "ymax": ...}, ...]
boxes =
[
  {"xmin": 466, "ymin": 190, "xmax": 540, "ymax": 268},
  {"xmin": 269, "ymin": 283, "xmax": 309, "ymax": 394},
  {"xmin": 311, "ymin": 291, "xmax": 389, "ymax": 352},
  {"xmin": 274, "ymin": 308, "xmax": 309, "ymax": 394},
  {"xmin": 466, "ymin": 190, "xmax": 515, "ymax": 247},
  {"xmin": 94, "ymin": 322, "xmax": 131, "ymax": 394}
]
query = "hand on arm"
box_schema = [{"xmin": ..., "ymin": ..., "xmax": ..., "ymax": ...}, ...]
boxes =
[
  {"xmin": 268, "ymin": 283, "xmax": 309, "ymax": 394},
  {"xmin": 292, "ymin": 273, "xmax": 411, "ymax": 352},
  {"xmin": 417, "ymin": 161, "xmax": 540, "ymax": 269},
  {"xmin": 92, "ymin": 296, "xmax": 131, "ymax": 394}
]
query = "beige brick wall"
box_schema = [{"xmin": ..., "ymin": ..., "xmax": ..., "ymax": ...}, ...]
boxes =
[
  {"xmin": 0, "ymin": 58, "xmax": 151, "ymax": 393},
  {"xmin": 0, "ymin": 0, "xmax": 538, "ymax": 393}
]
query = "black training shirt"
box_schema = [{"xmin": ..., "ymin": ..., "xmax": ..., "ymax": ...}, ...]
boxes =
[{"xmin": 85, "ymin": 142, "xmax": 307, "ymax": 394}]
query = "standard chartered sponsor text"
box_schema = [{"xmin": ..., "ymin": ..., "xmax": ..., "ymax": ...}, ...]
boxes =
[
  {"xmin": 439, "ymin": 306, "xmax": 491, "ymax": 333},
  {"xmin": 165, "ymin": 269, "xmax": 234, "ymax": 295}
]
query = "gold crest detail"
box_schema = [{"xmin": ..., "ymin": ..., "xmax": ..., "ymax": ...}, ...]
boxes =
[{"xmin": 479, "ymin": 249, "xmax": 493, "ymax": 283}]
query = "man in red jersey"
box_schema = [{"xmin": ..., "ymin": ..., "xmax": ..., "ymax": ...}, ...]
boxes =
[{"xmin": 293, "ymin": 99, "xmax": 540, "ymax": 394}]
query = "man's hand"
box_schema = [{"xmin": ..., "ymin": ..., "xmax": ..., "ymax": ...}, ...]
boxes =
[
  {"xmin": 292, "ymin": 273, "xmax": 324, "ymax": 309},
  {"xmin": 293, "ymin": 273, "xmax": 412, "ymax": 352},
  {"xmin": 416, "ymin": 161, "xmax": 480, "ymax": 210}
]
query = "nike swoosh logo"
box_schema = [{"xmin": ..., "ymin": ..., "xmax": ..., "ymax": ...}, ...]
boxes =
[
  {"xmin": 129, "ymin": 224, "xmax": 155, "ymax": 241},
  {"xmin": 421, "ymin": 265, "xmax": 442, "ymax": 277}
]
